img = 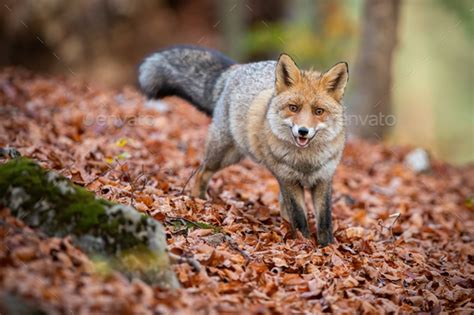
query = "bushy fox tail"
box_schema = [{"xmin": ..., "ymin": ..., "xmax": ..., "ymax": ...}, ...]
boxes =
[{"xmin": 138, "ymin": 45, "xmax": 235, "ymax": 116}]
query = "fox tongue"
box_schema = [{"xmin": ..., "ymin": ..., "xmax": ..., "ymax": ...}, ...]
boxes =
[{"xmin": 297, "ymin": 137, "xmax": 309, "ymax": 147}]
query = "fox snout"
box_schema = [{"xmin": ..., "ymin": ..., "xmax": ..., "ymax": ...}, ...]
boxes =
[
  {"xmin": 291, "ymin": 124, "xmax": 318, "ymax": 148},
  {"xmin": 292, "ymin": 125, "xmax": 315, "ymax": 138},
  {"xmin": 297, "ymin": 127, "xmax": 309, "ymax": 136}
]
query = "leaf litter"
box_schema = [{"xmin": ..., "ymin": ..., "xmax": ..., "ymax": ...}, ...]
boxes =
[{"xmin": 0, "ymin": 68, "xmax": 473, "ymax": 314}]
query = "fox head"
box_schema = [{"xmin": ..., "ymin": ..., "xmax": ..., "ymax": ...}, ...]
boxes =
[{"xmin": 267, "ymin": 54, "xmax": 348, "ymax": 148}]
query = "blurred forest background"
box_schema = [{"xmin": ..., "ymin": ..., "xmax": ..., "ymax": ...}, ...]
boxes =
[{"xmin": 1, "ymin": 0, "xmax": 472, "ymax": 164}]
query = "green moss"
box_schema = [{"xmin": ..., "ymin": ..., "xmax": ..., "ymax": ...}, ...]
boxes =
[
  {"xmin": 0, "ymin": 158, "xmax": 136, "ymax": 252},
  {"xmin": 90, "ymin": 246, "xmax": 175, "ymax": 288},
  {"xmin": 166, "ymin": 216, "xmax": 222, "ymax": 234},
  {"xmin": 0, "ymin": 158, "xmax": 178, "ymax": 288}
]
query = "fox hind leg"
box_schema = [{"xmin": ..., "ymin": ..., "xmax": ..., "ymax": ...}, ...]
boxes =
[
  {"xmin": 192, "ymin": 166, "xmax": 215, "ymax": 199},
  {"xmin": 191, "ymin": 127, "xmax": 242, "ymax": 199}
]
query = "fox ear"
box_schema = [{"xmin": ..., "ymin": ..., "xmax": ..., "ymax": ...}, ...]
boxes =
[
  {"xmin": 320, "ymin": 62, "xmax": 349, "ymax": 102},
  {"xmin": 275, "ymin": 54, "xmax": 301, "ymax": 93}
]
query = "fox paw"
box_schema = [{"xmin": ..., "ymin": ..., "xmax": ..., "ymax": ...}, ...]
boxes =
[{"xmin": 317, "ymin": 231, "xmax": 334, "ymax": 247}]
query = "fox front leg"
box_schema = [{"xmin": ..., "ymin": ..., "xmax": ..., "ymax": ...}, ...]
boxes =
[
  {"xmin": 311, "ymin": 179, "xmax": 334, "ymax": 247},
  {"xmin": 279, "ymin": 181, "xmax": 310, "ymax": 238}
]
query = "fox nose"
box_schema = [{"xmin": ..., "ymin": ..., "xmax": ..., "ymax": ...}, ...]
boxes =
[{"xmin": 298, "ymin": 127, "xmax": 309, "ymax": 137}]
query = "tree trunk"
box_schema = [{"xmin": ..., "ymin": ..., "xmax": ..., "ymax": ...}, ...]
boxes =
[
  {"xmin": 348, "ymin": 0, "xmax": 401, "ymax": 139},
  {"xmin": 218, "ymin": 0, "xmax": 245, "ymax": 60}
]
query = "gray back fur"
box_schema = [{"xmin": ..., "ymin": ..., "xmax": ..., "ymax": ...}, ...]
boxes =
[{"xmin": 212, "ymin": 61, "xmax": 276, "ymax": 149}]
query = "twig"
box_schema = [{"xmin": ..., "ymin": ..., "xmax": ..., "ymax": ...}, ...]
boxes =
[
  {"xmin": 129, "ymin": 168, "xmax": 148, "ymax": 207},
  {"xmin": 387, "ymin": 212, "xmax": 401, "ymax": 240},
  {"xmin": 84, "ymin": 162, "xmax": 114, "ymax": 187},
  {"xmin": 113, "ymin": 160, "xmax": 148, "ymax": 207},
  {"xmin": 180, "ymin": 164, "xmax": 203, "ymax": 195},
  {"xmin": 224, "ymin": 234, "xmax": 251, "ymax": 262},
  {"xmin": 377, "ymin": 212, "xmax": 401, "ymax": 243}
]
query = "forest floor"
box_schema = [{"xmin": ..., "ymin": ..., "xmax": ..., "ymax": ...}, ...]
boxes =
[{"xmin": 0, "ymin": 69, "xmax": 473, "ymax": 314}]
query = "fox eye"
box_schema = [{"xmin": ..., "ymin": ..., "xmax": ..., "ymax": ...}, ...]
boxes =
[
  {"xmin": 288, "ymin": 104, "xmax": 299, "ymax": 112},
  {"xmin": 314, "ymin": 108, "xmax": 325, "ymax": 116}
]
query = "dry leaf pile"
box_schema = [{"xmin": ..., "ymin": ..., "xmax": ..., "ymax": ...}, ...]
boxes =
[{"xmin": 0, "ymin": 69, "xmax": 473, "ymax": 314}]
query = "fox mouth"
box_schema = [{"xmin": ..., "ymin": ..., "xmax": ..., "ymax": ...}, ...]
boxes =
[{"xmin": 294, "ymin": 136, "xmax": 310, "ymax": 148}]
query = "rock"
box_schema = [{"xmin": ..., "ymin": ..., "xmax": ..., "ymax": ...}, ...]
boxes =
[
  {"xmin": 205, "ymin": 233, "xmax": 226, "ymax": 247},
  {"xmin": 0, "ymin": 158, "xmax": 178, "ymax": 288},
  {"xmin": 404, "ymin": 148, "xmax": 430, "ymax": 173},
  {"xmin": 0, "ymin": 146, "xmax": 21, "ymax": 158},
  {"xmin": 145, "ymin": 99, "xmax": 170, "ymax": 113},
  {"xmin": 0, "ymin": 292, "xmax": 48, "ymax": 315}
]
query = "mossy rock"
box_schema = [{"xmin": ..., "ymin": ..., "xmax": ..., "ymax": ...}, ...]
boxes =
[
  {"xmin": 0, "ymin": 293, "xmax": 48, "ymax": 315},
  {"xmin": 0, "ymin": 158, "xmax": 178, "ymax": 288}
]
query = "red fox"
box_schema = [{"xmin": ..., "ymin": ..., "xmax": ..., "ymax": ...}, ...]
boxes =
[{"xmin": 139, "ymin": 46, "xmax": 348, "ymax": 246}]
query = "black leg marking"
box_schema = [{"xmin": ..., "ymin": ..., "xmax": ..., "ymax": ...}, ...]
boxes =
[
  {"xmin": 279, "ymin": 181, "xmax": 310, "ymax": 238},
  {"xmin": 288, "ymin": 197, "xmax": 310, "ymax": 237},
  {"xmin": 312, "ymin": 180, "xmax": 334, "ymax": 247}
]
